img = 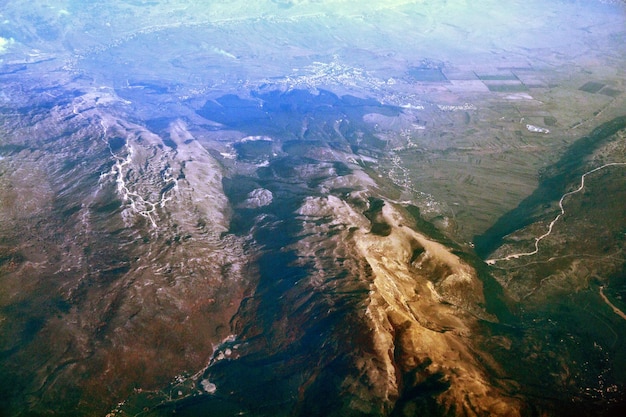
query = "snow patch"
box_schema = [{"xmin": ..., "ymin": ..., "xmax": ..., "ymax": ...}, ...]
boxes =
[
  {"xmin": 200, "ymin": 379, "xmax": 217, "ymax": 394},
  {"xmin": 526, "ymin": 124, "xmax": 549, "ymax": 134},
  {"xmin": 241, "ymin": 188, "xmax": 273, "ymax": 209},
  {"xmin": 220, "ymin": 151, "xmax": 237, "ymax": 159},
  {"xmin": 240, "ymin": 135, "xmax": 273, "ymax": 143}
]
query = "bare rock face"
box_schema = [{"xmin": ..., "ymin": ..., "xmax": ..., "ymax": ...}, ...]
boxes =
[
  {"xmin": 353, "ymin": 202, "xmax": 519, "ymax": 416},
  {"xmin": 240, "ymin": 188, "xmax": 274, "ymax": 208},
  {"xmin": 297, "ymin": 193, "xmax": 521, "ymax": 416}
]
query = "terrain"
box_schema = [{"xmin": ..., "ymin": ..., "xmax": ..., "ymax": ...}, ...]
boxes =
[{"xmin": 1, "ymin": 1, "xmax": 626, "ymax": 416}]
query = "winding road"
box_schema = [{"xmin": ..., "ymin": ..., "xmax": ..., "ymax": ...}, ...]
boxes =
[
  {"xmin": 599, "ymin": 286, "xmax": 626, "ymax": 322},
  {"xmin": 487, "ymin": 162, "xmax": 626, "ymax": 265}
]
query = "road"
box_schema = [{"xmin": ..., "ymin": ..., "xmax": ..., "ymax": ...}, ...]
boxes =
[{"xmin": 487, "ymin": 162, "xmax": 626, "ymax": 265}]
